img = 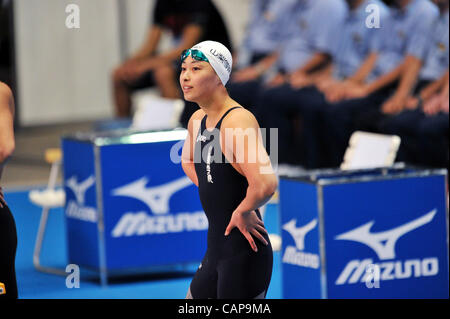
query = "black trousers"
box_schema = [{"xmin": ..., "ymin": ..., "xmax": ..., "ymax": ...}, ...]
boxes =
[{"xmin": 0, "ymin": 204, "xmax": 18, "ymax": 299}]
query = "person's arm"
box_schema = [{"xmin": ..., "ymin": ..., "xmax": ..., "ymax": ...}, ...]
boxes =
[
  {"xmin": 181, "ymin": 109, "xmax": 204, "ymax": 187},
  {"xmin": 289, "ymin": 0, "xmax": 345, "ymax": 87},
  {"xmin": 223, "ymin": 109, "xmax": 278, "ymax": 252},
  {"xmin": 136, "ymin": 23, "xmax": 204, "ymax": 72},
  {"xmin": 405, "ymin": 70, "xmax": 449, "ymax": 110},
  {"xmin": 0, "ymin": 82, "xmax": 15, "ymax": 207},
  {"xmin": 319, "ymin": 53, "xmax": 377, "ymax": 101},
  {"xmin": 391, "ymin": 55, "xmax": 422, "ymax": 99},
  {"xmin": 439, "ymin": 78, "xmax": 449, "ymax": 113},
  {"xmin": 157, "ymin": 24, "xmax": 203, "ymax": 63},
  {"xmin": 381, "ymin": 55, "xmax": 423, "ymax": 114},
  {"xmin": 422, "ymin": 72, "xmax": 450, "ymax": 115},
  {"xmin": 296, "ymin": 52, "xmax": 331, "ymax": 75},
  {"xmin": 420, "ymin": 70, "xmax": 449, "ymax": 101},
  {"xmin": 363, "ymin": 60, "xmax": 405, "ymax": 95},
  {"xmin": 0, "ymin": 82, "xmax": 15, "ymax": 166},
  {"xmin": 128, "ymin": 26, "xmax": 163, "ymax": 62},
  {"xmin": 288, "ymin": 53, "xmax": 332, "ymax": 88},
  {"xmin": 345, "ymin": 52, "xmax": 379, "ymax": 84},
  {"xmin": 232, "ymin": 53, "xmax": 279, "ymax": 83}
]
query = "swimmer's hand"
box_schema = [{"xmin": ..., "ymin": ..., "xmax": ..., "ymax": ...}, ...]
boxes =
[{"xmin": 225, "ymin": 210, "xmax": 268, "ymax": 252}]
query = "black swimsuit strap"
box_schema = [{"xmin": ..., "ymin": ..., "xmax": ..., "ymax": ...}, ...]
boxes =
[
  {"xmin": 214, "ymin": 106, "xmax": 242, "ymax": 129},
  {"xmin": 197, "ymin": 106, "xmax": 242, "ymax": 138},
  {"xmin": 202, "ymin": 106, "xmax": 242, "ymax": 130}
]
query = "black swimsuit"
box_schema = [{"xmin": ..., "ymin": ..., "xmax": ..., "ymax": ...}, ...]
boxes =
[
  {"xmin": 189, "ymin": 106, "xmax": 273, "ymax": 299},
  {"xmin": 0, "ymin": 203, "xmax": 18, "ymax": 299}
]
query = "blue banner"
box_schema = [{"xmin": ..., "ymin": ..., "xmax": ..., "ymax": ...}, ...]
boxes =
[
  {"xmin": 279, "ymin": 171, "xmax": 449, "ymax": 299},
  {"xmin": 99, "ymin": 141, "xmax": 206, "ymax": 269},
  {"xmin": 62, "ymin": 139, "xmax": 100, "ymax": 268},
  {"xmin": 63, "ymin": 136, "xmax": 207, "ymax": 272},
  {"xmin": 324, "ymin": 175, "xmax": 448, "ymax": 298},
  {"xmin": 279, "ymin": 179, "xmax": 322, "ymax": 299}
]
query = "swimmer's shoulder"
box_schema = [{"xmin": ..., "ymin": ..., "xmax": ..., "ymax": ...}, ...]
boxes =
[
  {"xmin": 222, "ymin": 106, "xmax": 259, "ymax": 129},
  {"xmin": 0, "ymin": 82, "xmax": 13, "ymax": 101},
  {"xmin": 187, "ymin": 108, "xmax": 206, "ymax": 135},
  {"xmin": 188, "ymin": 108, "xmax": 206, "ymax": 124}
]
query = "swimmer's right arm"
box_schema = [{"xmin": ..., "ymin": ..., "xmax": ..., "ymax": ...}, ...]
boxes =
[{"xmin": 181, "ymin": 110, "xmax": 203, "ymax": 187}]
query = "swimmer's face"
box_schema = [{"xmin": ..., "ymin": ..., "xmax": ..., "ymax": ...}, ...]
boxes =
[{"xmin": 180, "ymin": 56, "xmax": 221, "ymax": 103}]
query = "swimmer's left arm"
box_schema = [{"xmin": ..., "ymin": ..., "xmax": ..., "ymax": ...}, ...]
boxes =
[{"xmin": 223, "ymin": 110, "xmax": 278, "ymax": 251}]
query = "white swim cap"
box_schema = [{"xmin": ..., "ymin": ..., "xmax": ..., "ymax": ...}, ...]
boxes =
[{"xmin": 190, "ymin": 40, "xmax": 233, "ymax": 86}]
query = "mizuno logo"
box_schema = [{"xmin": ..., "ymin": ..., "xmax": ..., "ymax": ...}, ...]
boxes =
[
  {"xmin": 65, "ymin": 175, "xmax": 97, "ymax": 222},
  {"xmin": 282, "ymin": 218, "xmax": 319, "ymax": 269},
  {"xmin": 66, "ymin": 175, "xmax": 95, "ymax": 205},
  {"xmin": 335, "ymin": 209, "xmax": 437, "ymax": 260},
  {"xmin": 282, "ymin": 219, "xmax": 317, "ymax": 251},
  {"xmin": 110, "ymin": 176, "xmax": 207, "ymax": 237},
  {"xmin": 111, "ymin": 176, "xmax": 193, "ymax": 215}
]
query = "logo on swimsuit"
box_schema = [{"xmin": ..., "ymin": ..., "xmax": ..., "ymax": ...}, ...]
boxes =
[
  {"xmin": 110, "ymin": 176, "xmax": 208, "ymax": 237},
  {"xmin": 206, "ymin": 146, "xmax": 214, "ymax": 184},
  {"xmin": 196, "ymin": 135, "xmax": 207, "ymax": 143},
  {"xmin": 335, "ymin": 209, "xmax": 440, "ymax": 286},
  {"xmin": 282, "ymin": 218, "xmax": 320, "ymax": 269},
  {"xmin": 65, "ymin": 175, "xmax": 97, "ymax": 222}
]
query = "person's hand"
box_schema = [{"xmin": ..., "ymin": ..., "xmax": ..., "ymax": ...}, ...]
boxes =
[
  {"xmin": 264, "ymin": 73, "xmax": 286, "ymax": 88},
  {"xmin": 224, "ymin": 210, "xmax": 268, "ymax": 252},
  {"xmin": 0, "ymin": 187, "xmax": 6, "ymax": 209},
  {"xmin": 114, "ymin": 61, "xmax": 141, "ymax": 84},
  {"xmin": 441, "ymin": 94, "xmax": 449, "ymax": 114},
  {"xmin": 405, "ymin": 96, "xmax": 419, "ymax": 110},
  {"xmin": 381, "ymin": 94, "xmax": 407, "ymax": 115},
  {"xmin": 344, "ymin": 83, "xmax": 369, "ymax": 99},
  {"xmin": 289, "ymin": 71, "xmax": 311, "ymax": 89},
  {"xmin": 323, "ymin": 81, "xmax": 350, "ymax": 103},
  {"xmin": 422, "ymin": 94, "xmax": 443, "ymax": 116},
  {"xmin": 116, "ymin": 58, "xmax": 157, "ymax": 84},
  {"xmin": 232, "ymin": 66, "xmax": 262, "ymax": 83},
  {"xmin": 124, "ymin": 62, "xmax": 152, "ymax": 82},
  {"xmin": 316, "ymin": 77, "xmax": 337, "ymax": 93}
]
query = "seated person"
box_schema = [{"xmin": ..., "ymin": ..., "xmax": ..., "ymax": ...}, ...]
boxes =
[
  {"xmin": 256, "ymin": 0, "xmax": 388, "ymax": 168},
  {"xmin": 233, "ymin": 0, "xmax": 348, "ymax": 165},
  {"xmin": 322, "ymin": 0, "xmax": 439, "ymax": 167},
  {"xmin": 226, "ymin": 0, "xmax": 298, "ymax": 116},
  {"xmin": 112, "ymin": 0, "xmax": 231, "ymax": 128},
  {"xmin": 377, "ymin": 0, "xmax": 448, "ymax": 167},
  {"xmin": 231, "ymin": 0, "xmax": 296, "ymax": 83}
]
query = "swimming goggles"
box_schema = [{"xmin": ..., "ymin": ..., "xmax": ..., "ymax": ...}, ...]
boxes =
[{"xmin": 181, "ymin": 49, "xmax": 209, "ymax": 63}]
